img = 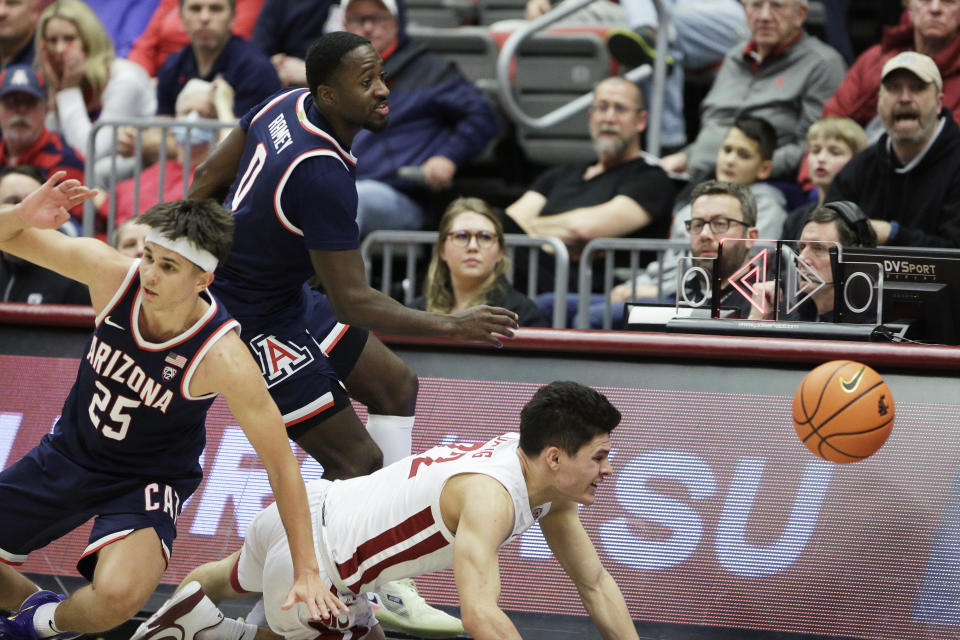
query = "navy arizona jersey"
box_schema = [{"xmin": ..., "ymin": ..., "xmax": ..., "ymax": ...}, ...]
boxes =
[
  {"xmin": 212, "ymin": 88, "xmax": 360, "ymax": 331},
  {"xmin": 52, "ymin": 260, "xmax": 239, "ymax": 484}
]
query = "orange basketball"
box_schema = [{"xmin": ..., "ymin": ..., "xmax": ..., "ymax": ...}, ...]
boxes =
[{"xmin": 792, "ymin": 360, "xmax": 895, "ymax": 463}]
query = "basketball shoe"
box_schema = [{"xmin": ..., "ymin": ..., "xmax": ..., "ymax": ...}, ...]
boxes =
[
  {"xmin": 0, "ymin": 591, "xmax": 79, "ymax": 640},
  {"xmin": 368, "ymin": 579, "xmax": 463, "ymax": 639},
  {"xmin": 130, "ymin": 582, "xmax": 224, "ymax": 640}
]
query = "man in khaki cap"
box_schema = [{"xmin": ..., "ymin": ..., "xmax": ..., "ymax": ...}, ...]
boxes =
[{"xmin": 826, "ymin": 51, "xmax": 960, "ymax": 248}]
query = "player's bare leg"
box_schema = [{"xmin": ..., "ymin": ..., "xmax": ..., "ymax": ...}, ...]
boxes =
[
  {"xmin": 176, "ymin": 552, "xmax": 251, "ymax": 603},
  {"xmin": 343, "ymin": 334, "xmax": 418, "ymax": 467},
  {"xmin": 0, "ymin": 563, "xmax": 40, "ymax": 611},
  {"xmin": 57, "ymin": 528, "xmax": 164, "ymax": 632},
  {"xmin": 293, "ymin": 405, "xmax": 382, "ymax": 480},
  {"xmin": 343, "ymin": 334, "xmax": 418, "ymax": 418}
]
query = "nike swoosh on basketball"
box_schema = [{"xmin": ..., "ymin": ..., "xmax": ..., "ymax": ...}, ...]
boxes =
[
  {"xmin": 839, "ymin": 367, "xmax": 865, "ymax": 392},
  {"xmin": 103, "ymin": 316, "xmax": 124, "ymax": 330}
]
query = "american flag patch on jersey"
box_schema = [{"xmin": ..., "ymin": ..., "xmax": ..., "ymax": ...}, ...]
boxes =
[{"xmin": 165, "ymin": 352, "xmax": 188, "ymax": 368}]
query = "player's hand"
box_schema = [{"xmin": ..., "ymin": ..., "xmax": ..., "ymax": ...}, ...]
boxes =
[
  {"xmin": 448, "ymin": 305, "xmax": 519, "ymax": 347},
  {"xmin": 281, "ymin": 571, "xmax": 349, "ymax": 621},
  {"xmin": 420, "ymin": 156, "xmax": 456, "ymax": 191},
  {"xmin": 15, "ymin": 171, "xmax": 96, "ymax": 229}
]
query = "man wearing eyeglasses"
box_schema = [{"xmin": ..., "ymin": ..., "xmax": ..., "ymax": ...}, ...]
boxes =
[
  {"xmin": 343, "ymin": 0, "xmax": 499, "ymax": 239},
  {"xmin": 683, "ymin": 180, "xmax": 759, "ymax": 318},
  {"xmin": 660, "ymin": 0, "xmax": 845, "ymax": 182}
]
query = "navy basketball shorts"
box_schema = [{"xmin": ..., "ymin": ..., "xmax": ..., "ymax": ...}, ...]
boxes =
[
  {"xmin": 242, "ymin": 289, "xmax": 366, "ymax": 439},
  {"xmin": 0, "ymin": 437, "xmax": 198, "ymax": 581}
]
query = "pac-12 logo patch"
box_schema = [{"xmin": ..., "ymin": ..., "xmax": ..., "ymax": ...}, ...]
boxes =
[
  {"xmin": 249, "ymin": 334, "xmax": 314, "ymax": 387},
  {"xmin": 162, "ymin": 366, "xmax": 178, "ymax": 381}
]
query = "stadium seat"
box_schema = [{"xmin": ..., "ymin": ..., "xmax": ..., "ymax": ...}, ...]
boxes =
[{"xmin": 502, "ymin": 28, "xmax": 615, "ymax": 165}]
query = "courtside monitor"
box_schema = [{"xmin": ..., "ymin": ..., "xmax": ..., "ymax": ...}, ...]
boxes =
[{"xmin": 837, "ymin": 246, "xmax": 960, "ymax": 345}]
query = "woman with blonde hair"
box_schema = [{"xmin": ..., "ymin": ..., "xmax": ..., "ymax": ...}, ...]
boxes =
[
  {"xmin": 35, "ymin": 0, "xmax": 156, "ymax": 185},
  {"xmin": 411, "ymin": 197, "xmax": 548, "ymax": 326}
]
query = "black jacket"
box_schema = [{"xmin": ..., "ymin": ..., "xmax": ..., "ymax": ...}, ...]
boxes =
[{"xmin": 827, "ymin": 108, "xmax": 960, "ymax": 248}]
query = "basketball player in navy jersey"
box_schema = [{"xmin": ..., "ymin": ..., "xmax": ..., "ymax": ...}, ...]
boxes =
[
  {"xmin": 188, "ymin": 32, "xmax": 516, "ymax": 635},
  {"xmin": 0, "ymin": 177, "xmax": 341, "ymax": 640}
]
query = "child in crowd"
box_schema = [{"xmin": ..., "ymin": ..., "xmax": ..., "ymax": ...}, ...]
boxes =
[
  {"xmin": 590, "ymin": 116, "xmax": 787, "ymax": 327},
  {"xmin": 781, "ymin": 117, "xmax": 868, "ymax": 240}
]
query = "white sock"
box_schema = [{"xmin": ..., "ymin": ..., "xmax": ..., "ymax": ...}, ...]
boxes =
[
  {"xmin": 197, "ymin": 617, "xmax": 257, "ymax": 640},
  {"xmin": 366, "ymin": 414, "xmax": 414, "ymax": 465},
  {"xmin": 32, "ymin": 602, "xmax": 63, "ymax": 638}
]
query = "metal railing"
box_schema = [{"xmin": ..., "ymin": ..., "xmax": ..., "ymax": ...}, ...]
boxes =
[
  {"xmin": 360, "ymin": 230, "xmax": 571, "ymax": 327},
  {"xmin": 82, "ymin": 117, "xmax": 235, "ymax": 241},
  {"xmin": 495, "ymin": 0, "xmax": 670, "ymax": 155},
  {"xmin": 576, "ymin": 237, "xmax": 690, "ymax": 329}
]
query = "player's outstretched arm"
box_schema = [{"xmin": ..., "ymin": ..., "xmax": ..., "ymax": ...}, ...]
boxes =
[
  {"xmin": 540, "ymin": 502, "xmax": 639, "ymax": 640},
  {"xmin": 191, "ymin": 331, "xmax": 348, "ymax": 622},
  {"xmin": 310, "ymin": 248, "xmax": 518, "ymax": 346},
  {"xmin": 448, "ymin": 474, "xmax": 522, "ymax": 640},
  {"xmin": 0, "ymin": 172, "xmax": 130, "ymax": 308},
  {"xmin": 188, "ymin": 126, "xmax": 247, "ymax": 203}
]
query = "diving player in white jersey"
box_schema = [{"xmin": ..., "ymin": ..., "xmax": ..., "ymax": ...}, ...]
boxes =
[
  {"xmin": 0, "ymin": 177, "xmax": 339, "ymax": 640},
  {"xmin": 134, "ymin": 382, "xmax": 641, "ymax": 640}
]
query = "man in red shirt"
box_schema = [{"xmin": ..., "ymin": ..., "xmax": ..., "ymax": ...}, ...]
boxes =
[{"xmin": 0, "ymin": 64, "xmax": 85, "ymax": 226}]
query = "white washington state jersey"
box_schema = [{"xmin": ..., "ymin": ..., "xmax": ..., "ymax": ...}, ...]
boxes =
[{"xmin": 316, "ymin": 433, "xmax": 550, "ymax": 595}]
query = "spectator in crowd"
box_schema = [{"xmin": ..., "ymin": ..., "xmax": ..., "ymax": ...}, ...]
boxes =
[
  {"xmin": 112, "ymin": 216, "xmax": 150, "ymax": 258},
  {"xmin": 35, "ymin": 0, "xmax": 156, "ymax": 188},
  {"xmin": 781, "ymin": 116, "xmax": 867, "ymax": 240},
  {"xmin": 155, "ymin": 0, "xmax": 278, "ymax": 119},
  {"xmin": 108, "ymin": 79, "xmax": 233, "ymax": 223},
  {"xmin": 589, "ymin": 115, "xmax": 785, "ymax": 327},
  {"xmin": 252, "ymin": 0, "xmax": 337, "ymax": 87},
  {"xmin": 0, "ymin": 165, "xmax": 89, "ymax": 304},
  {"xmin": 605, "ymin": 0, "xmax": 749, "ymax": 151},
  {"xmin": 128, "ymin": 0, "xmax": 263, "ymax": 76},
  {"xmin": 823, "ymin": 0, "xmax": 960, "ymax": 135},
  {"xmin": 751, "ymin": 202, "xmax": 877, "ymax": 321},
  {"xmin": 827, "ymin": 51, "xmax": 960, "ymax": 248},
  {"xmin": 119, "ymin": 0, "xmax": 277, "ymax": 171},
  {"xmin": 660, "ymin": 0, "xmax": 845, "ymax": 182},
  {"xmin": 0, "ymin": 64, "xmax": 85, "ymax": 227},
  {"xmin": 344, "ymin": 0, "xmax": 499, "ymax": 237},
  {"xmin": 410, "ymin": 197, "xmax": 548, "ymax": 327},
  {"xmin": 0, "ymin": 0, "xmax": 36, "ymax": 68},
  {"xmin": 505, "ymin": 76, "xmax": 675, "ymax": 295},
  {"xmin": 671, "ymin": 115, "xmax": 786, "ymax": 239},
  {"xmin": 677, "ymin": 181, "xmax": 761, "ymax": 320}
]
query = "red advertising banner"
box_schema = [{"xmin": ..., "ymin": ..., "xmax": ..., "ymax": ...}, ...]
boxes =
[{"xmin": 3, "ymin": 355, "xmax": 960, "ymax": 639}]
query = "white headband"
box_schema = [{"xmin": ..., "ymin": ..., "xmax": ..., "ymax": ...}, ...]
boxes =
[{"xmin": 145, "ymin": 228, "xmax": 219, "ymax": 272}]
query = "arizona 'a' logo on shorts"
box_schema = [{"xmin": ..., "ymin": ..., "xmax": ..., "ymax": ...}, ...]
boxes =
[{"xmin": 249, "ymin": 334, "xmax": 315, "ymax": 387}]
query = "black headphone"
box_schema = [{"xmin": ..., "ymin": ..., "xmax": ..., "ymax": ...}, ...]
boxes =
[{"xmin": 823, "ymin": 200, "xmax": 874, "ymax": 247}]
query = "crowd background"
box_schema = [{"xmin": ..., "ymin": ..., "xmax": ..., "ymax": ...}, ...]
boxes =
[{"xmin": 0, "ymin": 0, "xmax": 949, "ymax": 331}]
